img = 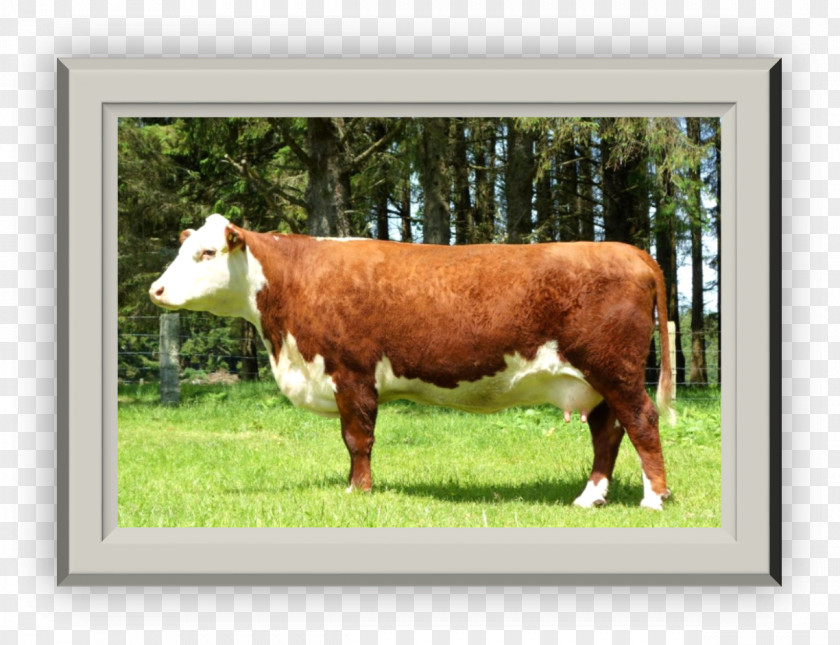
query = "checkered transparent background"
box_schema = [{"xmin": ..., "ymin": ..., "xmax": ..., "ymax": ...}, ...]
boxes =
[{"xmin": 2, "ymin": 0, "xmax": 837, "ymax": 641}]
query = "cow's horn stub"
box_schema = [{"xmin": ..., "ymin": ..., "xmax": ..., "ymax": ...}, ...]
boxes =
[
  {"xmin": 178, "ymin": 229, "xmax": 194, "ymax": 245},
  {"xmin": 225, "ymin": 224, "xmax": 244, "ymax": 251}
]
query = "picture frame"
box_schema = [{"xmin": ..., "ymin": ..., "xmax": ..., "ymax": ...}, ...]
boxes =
[{"xmin": 57, "ymin": 58, "xmax": 781, "ymax": 586}]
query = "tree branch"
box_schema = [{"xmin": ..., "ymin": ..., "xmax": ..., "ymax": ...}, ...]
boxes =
[
  {"xmin": 352, "ymin": 120, "xmax": 406, "ymax": 170},
  {"xmin": 223, "ymin": 155, "xmax": 305, "ymax": 233},
  {"xmin": 275, "ymin": 121, "xmax": 312, "ymax": 169}
]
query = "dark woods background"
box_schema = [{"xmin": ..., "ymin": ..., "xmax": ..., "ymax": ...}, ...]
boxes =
[{"xmin": 118, "ymin": 116, "xmax": 721, "ymax": 388}]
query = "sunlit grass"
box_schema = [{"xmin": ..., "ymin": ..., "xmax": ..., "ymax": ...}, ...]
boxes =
[{"xmin": 118, "ymin": 381, "xmax": 721, "ymax": 528}]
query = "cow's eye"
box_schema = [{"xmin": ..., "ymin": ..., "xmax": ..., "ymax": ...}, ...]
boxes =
[{"xmin": 201, "ymin": 249, "xmax": 216, "ymax": 260}]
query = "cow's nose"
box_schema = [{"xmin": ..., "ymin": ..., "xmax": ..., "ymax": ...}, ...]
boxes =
[{"xmin": 150, "ymin": 285, "xmax": 164, "ymax": 300}]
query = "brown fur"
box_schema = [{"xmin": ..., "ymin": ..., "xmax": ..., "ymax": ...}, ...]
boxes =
[{"xmin": 230, "ymin": 226, "xmax": 670, "ymax": 499}]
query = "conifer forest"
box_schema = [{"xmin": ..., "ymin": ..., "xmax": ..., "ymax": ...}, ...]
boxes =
[{"xmin": 118, "ymin": 116, "xmax": 721, "ymax": 388}]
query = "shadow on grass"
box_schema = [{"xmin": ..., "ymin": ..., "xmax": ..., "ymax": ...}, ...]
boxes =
[
  {"xmin": 246, "ymin": 473, "xmax": 644, "ymax": 508},
  {"xmin": 379, "ymin": 478, "xmax": 582, "ymax": 505},
  {"xmin": 378, "ymin": 478, "xmax": 641, "ymax": 507}
]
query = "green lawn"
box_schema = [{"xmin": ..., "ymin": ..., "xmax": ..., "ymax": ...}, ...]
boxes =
[{"xmin": 117, "ymin": 381, "xmax": 720, "ymax": 528}]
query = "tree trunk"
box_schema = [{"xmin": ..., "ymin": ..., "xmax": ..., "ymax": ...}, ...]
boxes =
[
  {"xmin": 305, "ymin": 118, "xmax": 352, "ymax": 237},
  {"xmin": 370, "ymin": 121, "xmax": 391, "ymax": 241},
  {"xmin": 687, "ymin": 117, "xmax": 708, "ymax": 385},
  {"xmin": 452, "ymin": 118, "xmax": 472, "ymax": 245},
  {"xmin": 420, "ymin": 118, "xmax": 451, "ymax": 245},
  {"xmin": 600, "ymin": 118, "xmax": 648, "ymax": 245},
  {"xmin": 504, "ymin": 118, "xmax": 535, "ymax": 244},
  {"xmin": 632, "ymin": 158, "xmax": 652, "ymax": 250},
  {"xmin": 556, "ymin": 139, "xmax": 578, "ymax": 241},
  {"xmin": 374, "ymin": 188, "xmax": 389, "ymax": 240},
  {"xmin": 472, "ymin": 120, "xmax": 496, "ymax": 243},
  {"xmin": 655, "ymin": 167, "xmax": 687, "ymax": 386},
  {"xmin": 534, "ymin": 130, "xmax": 554, "ymax": 242},
  {"xmin": 398, "ymin": 181, "xmax": 412, "ymax": 243},
  {"xmin": 577, "ymin": 128, "xmax": 595, "ymax": 242},
  {"xmin": 600, "ymin": 124, "xmax": 629, "ymax": 242},
  {"xmin": 713, "ymin": 118, "xmax": 722, "ymax": 384},
  {"xmin": 535, "ymin": 169, "xmax": 553, "ymax": 242}
]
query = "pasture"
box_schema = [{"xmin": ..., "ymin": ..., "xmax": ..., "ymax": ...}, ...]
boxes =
[{"xmin": 117, "ymin": 382, "xmax": 720, "ymax": 528}]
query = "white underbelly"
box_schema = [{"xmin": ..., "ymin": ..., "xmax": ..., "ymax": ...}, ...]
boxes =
[
  {"xmin": 375, "ymin": 341, "xmax": 603, "ymax": 414},
  {"xmin": 266, "ymin": 334, "xmax": 602, "ymax": 417}
]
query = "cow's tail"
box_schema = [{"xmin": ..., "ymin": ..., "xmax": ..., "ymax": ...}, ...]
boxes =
[{"xmin": 653, "ymin": 263, "xmax": 676, "ymax": 426}]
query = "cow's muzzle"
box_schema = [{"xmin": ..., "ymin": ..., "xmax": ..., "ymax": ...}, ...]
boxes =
[{"xmin": 149, "ymin": 284, "xmax": 168, "ymax": 306}]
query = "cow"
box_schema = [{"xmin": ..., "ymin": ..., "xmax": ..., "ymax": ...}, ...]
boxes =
[{"xmin": 149, "ymin": 214, "xmax": 673, "ymax": 510}]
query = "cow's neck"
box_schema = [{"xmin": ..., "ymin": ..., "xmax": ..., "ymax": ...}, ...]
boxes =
[
  {"xmin": 227, "ymin": 245, "xmax": 267, "ymax": 328},
  {"xmin": 240, "ymin": 231, "xmax": 296, "ymax": 362}
]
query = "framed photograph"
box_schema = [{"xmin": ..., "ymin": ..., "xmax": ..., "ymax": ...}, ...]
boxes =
[{"xmin": 58, "ymin": 58, "xmax": 781, "ymax": 585}]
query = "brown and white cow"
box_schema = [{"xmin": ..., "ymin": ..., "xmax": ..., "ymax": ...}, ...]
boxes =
[{"xmin": 150, "ymin": 214, "xmax": 673, "ymax": 509}]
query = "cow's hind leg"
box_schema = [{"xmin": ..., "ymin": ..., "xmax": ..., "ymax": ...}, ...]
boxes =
[
  {"xmin": 609, "ymin": 392, "xmax": 669, "ymax": 510},
  {"xmin": 574, "ymin": 402, "xmax": 623, "ymax": 508},
  {"xmin": 334, "ymin": 379, "xmax": 378, "ymax": 492}
]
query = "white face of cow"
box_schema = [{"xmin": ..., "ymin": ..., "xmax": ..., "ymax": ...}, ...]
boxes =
[{"xmin": 149, "ymin": 214, "xmax": 266, "ymax": 321}]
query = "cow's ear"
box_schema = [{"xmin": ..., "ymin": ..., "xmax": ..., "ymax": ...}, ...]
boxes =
[
  {"xmin": 225, "ymin": 224, "xmax": 245, "ymax": 252},
  {"xmin": 179, "ymin": 229, "xmax": 195, "ymax": 245}
]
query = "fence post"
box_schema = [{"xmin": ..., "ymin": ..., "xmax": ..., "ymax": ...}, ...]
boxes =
[
  {"xmin": 160, "ymin": 312, "xmax": 180, "ymax": 405},
  {"xmin": 667, "ymin": 320, "xmax": 677, "ymax": 401}
]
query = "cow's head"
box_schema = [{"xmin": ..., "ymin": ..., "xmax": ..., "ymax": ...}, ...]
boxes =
[{"xmin": 149, "ymin": 214, "xmax": 263, "ymax": 319}]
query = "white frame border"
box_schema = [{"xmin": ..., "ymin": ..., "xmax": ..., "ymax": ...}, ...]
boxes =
[{"xmin": 57, "ymin": 59, "xmax": 781, "ymax": 586}]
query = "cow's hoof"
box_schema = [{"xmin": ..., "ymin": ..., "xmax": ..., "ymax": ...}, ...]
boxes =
[
  {"xmin": 639, "ymin": 496, "xmax": 664, "ymax": 511},
  {"xmin": 573, "ymin": 479, "xmax": 608, "ymax": 508},
  {"xmin": 573, "ymin": 495, "xmax": 606, "ymax": 508},
  {"xmin": 640, "ymin": 488, "xmax": 671, "ymax": 510},
  {"xmin": 641, "ymin": 474, "xmax": 668, "ymax": 509}
]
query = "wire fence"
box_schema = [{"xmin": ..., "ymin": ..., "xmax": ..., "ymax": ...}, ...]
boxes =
[
  {"xmin": 118, "ymin": 313, "xmax": 273, "ymax": 385},
  {"xmin": 118, "ymin": 313, "xmax": 722, "ymax": 391}
]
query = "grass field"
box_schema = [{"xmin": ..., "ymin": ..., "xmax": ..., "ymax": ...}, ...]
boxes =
[{"xmin": 117, "ymin": 381, "xmax": 720, "ymax": 528}]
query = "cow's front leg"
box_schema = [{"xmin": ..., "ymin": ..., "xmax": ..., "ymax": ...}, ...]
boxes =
[{"xmin": 334, "ymin": 378, "xmax": 379, "ymax": 492}]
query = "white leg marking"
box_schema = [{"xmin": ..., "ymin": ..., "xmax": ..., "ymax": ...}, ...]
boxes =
[
  {"xmin": 573, "ymin": 478, "xmax": 609, "ymax": 508},
  {"xmin": 639, "ymin": 472, "xmax": 664, "ymax": 510}
]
